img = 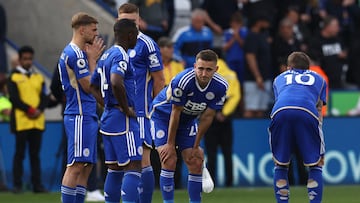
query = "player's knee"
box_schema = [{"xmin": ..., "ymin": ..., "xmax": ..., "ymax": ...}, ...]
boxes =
[
  {"xmin": 162, "ymin": 156, "xmax": 177, "ymax": 169},
  {"xmin": 185, "ymin": 158, "xmax": 203, "ymax": 174}
]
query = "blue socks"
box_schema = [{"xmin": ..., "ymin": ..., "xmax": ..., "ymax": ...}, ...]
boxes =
[
  {"xmin": 307, "ymin": 166, "xmax": 323, "ymax": 203},
  {"xmin": 273, "ymin": 166, "xmax": 289, "ymax": 203},
  {"xmin": 61, "ymin": 185, "xmax": 76, "ymax": 203},
  {"xmin": 122, "ymin": 171, "xmax": 141, "ymax": 203},
  {"xmin": 160, "ymin": 169, "xmax": 175, "ymax": 203},
  {"xmin": 188, "ymin": 174, "xmax": 202, "ymax": 203},
  {"xmin": 104, "ymin": 169, "xmax": 124, "ymax": 203},
  {"xmin": 75, "ymin": 185, "xmax": 86, "ymax": 203},
  {"xmin": 139, "ymin": 166, "xmax": 155, "ymax": 203}
]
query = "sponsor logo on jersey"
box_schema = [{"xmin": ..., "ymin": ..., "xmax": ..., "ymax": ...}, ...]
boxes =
[
  {"xmin": 183, "ymin": 100, "xmax": 207, "ymax": 115},
  {"xmin": 149, "ymin": 53, "xmax": 160, "ymax": 68}
]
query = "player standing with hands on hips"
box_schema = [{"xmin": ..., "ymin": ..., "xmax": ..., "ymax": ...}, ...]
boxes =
[{"xmin": 269, "ymin": 52, "xmax": 327, "ymax": 203}]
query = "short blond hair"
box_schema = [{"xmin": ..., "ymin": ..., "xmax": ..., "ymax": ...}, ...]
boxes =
[
  {"xmin": 118, "ymin": 3, "xmax": 139, "ymax": 15},
  {"xmin": 71, "ymin": 12, "xmax": 98, "ymax": 29}
]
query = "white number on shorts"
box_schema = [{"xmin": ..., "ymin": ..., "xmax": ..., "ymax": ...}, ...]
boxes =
[
  {"xmin": 189, "ymin": 124, "xmax": 198, "ymax": 137},
  {"xmin": 284, "ymin": 73, "xmax": 315, "ymax": 86},
  {"xmin": 97, "ymin": 66, "xmax": 108, "ymax": 98}
]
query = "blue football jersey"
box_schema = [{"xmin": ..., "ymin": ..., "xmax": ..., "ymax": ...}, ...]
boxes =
[
  {"xmin": 271, "ymin": 69, "xmax": 327, "ymax": 118},
  {"xmin": 58, "ymin": 43, "xmax": 97, "ymax": 117},
  {"xmin": 91, "ymin": 45, "xmax": 136, "ymax": 135},
  {"xmin": 151, "ymin": 68, "xmax": 228, "ymax": 125},
  {"xmin": 128, "ymin": 32, "xmax": 163, "ymax": 118},
  {"xmin": 91, "ymin": 45, "xmax": 135, "ymax": 108}
]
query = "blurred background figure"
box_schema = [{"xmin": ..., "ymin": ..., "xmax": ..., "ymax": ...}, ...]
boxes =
[
  {"xmin": 272, "ymin": 18, "xmax": 301, "ymax": 74},
  {"xmin": 128, "ymin": 0, "xmax": 171, "ymax": 41},
  {"xmin": 172, "ymin": 8, "xmax": 213, "ymax": 68},
  {"xmin": 0, "ymin": 4, "xmax": 7, "ymax": 75},
  {"xmin": 222, "ymin": 11, "xmax": 248, "ymax": 85},
  {"xmin": 7, "ymin": 45, "xmax": 48, "ymax": 193},
  {"xmin": 308, "ymin": 16, "xmax": 347, "ymax": 89},
  {"xmin": 243, "ymin": 15, "xmax": 273, "ymax": 118},
  {"xmin": 158, "ymin": 36, "xmax": 184, "ymax": 85},
  {"xmin": 0, "ymin": 73, "xmax": 11, "ymax": 192},
  {"xmin": 204, "ymin": 51, "xmax": 241, "ymax": 187}
]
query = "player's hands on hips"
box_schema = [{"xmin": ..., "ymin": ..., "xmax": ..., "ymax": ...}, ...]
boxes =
[
  {"xmin": 159, "ymin": 143, "xmax": 176, "ymax": 164},
  {"xmin": 86, "ymin": 36, "xmax": 105, "ymax": 61},
  {"xmin": 125, "ymin": 107, "xmax": 136, "ymax": 118}
]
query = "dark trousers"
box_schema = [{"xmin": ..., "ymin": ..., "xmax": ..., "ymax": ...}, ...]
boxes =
[
  {"xmin": 204, "ymin": 119, "xmax": 233, "ymax": 187},
  {"xmin": 13, "ymin": 129, "xmax": 43, "ymax": 189}
]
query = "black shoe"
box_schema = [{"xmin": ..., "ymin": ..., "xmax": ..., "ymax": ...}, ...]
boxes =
[
  {"xmin": 33, "ymin": 187, "xmax": 49, "ymax": 193},
  {"xmin": 12, "ymin": 186, "xmax": 22, "ymax": 194}
]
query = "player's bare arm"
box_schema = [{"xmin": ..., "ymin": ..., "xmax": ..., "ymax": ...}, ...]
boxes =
[
  {"xmin": 158, "ymin": 104, "xmax": 182, "ymax": 165},
  {"xmin": 90, "ymin": 83, "xmax": 104, "ymax": 107},
  {"xmin": 193, "ymin": 108, "xmax": 216, "ymax": 149},
  {"xmin": 316, "ymin": 100, "xmax": 324, "ymax": 123},
  {"xmin": 111, "ymin": 73, "xmax": 135, "ymax": 117},
  {"xmin": 151, "ymin": 69, "xmax": 165, "ymax": 97},
  {"xmin": 245, "ymin": 53, "xmax": 264, "ymax": 89}
]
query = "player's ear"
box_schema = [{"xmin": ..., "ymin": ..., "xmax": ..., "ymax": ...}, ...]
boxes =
[{"xmin": 214, "ymin": 65, "xmax": 219, "ymax": 72}]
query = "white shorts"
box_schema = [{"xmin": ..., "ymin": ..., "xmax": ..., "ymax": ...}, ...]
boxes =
[{"xmin": 244, "ymin": 80, "xmax": 273, "ymax": 111}]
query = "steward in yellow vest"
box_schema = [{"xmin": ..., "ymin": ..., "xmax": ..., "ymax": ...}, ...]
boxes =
[{"xmin": 7, "ymin": 45, "xmax": 49, "ymax": 193}]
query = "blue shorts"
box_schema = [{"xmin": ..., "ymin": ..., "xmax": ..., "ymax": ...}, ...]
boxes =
[
  {"xmin": 152, "ymin": 117, "xmax": 198, "ymax": 151},
  {"xmin": 269, "ymin": 109, "xmax": 325, "ymax": 166},
  {"xmin": 100, "ymin": 107, "xmax": 135, "ymax": 135},
  {"xmin": 138, "ymin": 117, "xmax": 153, "ymax": 148},
  {"xmin": 102, "ymin": 117, "xmax": 143, "ymax": 166},
  {"xmin": 64, "ymin": 115, "xmax": 98, "ymax": 165}
]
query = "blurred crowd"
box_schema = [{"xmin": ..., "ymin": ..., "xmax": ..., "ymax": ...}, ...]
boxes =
[{"xmin": 102, "ymin": 0, "xmax": 360, "ymax": 118}]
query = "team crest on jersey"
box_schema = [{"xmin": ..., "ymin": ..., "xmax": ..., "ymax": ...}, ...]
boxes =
[
  {"xmin": 206, "ymin": 92, "xmax": 215, "ymax": 100},
  {"xmin": 173, "ymin": 88, "xmax": 183, "ymax": 97},
  {"xmin": 77, "ymin": 58, "xmax": 86, "ymax": 68},
  {"xmin": 129, "ymin": 49, "xmax": 136, "ymax": 58},
  {"xmin": 83, "ymin": 148, "xmax": 90, "ymax": 157},
  {"xmin": 137, "ymin": 146, "xmax": 143, "ymax": 155},
  {"xmin": 156, "ymin": 130, "xmax": 165, "ymax": 139}
]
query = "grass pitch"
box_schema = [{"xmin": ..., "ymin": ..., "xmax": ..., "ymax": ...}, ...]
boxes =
[{"xmin": 0, "ymin": 185, "xmax": 359, "ymax": 203}]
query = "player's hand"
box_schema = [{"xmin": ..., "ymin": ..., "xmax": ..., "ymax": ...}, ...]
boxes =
[
  {"xmin": 125, "ymin": 107, "xmax": 136, "ymax": 118},
  {"xmin": 215, "ymin": 112, "xmax": 226, "ymax": 122},
  {"xmin": 159, "ymin": 143, "xmax": 176, "ymax": 164},
  {"xmin": 256, "ymin": 76, "xmax": 265, "ymax": 90},
  {"xmin": 86, "ymin": 36, "xmax": 105, "ymax": 61}
]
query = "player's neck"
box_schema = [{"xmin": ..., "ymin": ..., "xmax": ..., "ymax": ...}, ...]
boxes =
[{"xmin": 71, "ymin": 35, "xmax": 86, "ymax": 50}]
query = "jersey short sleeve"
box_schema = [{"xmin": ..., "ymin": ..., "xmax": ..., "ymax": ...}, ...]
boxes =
[
  {"xmin": 111, "ymin": 55, "xmax": 128, "ymax": 78},
  {"xmin": 67, "ymin": 46, "xmax": 90, "ymax": 80}
]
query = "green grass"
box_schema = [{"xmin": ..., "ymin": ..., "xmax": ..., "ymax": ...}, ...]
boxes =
[{"xmin": 0, "ymin": 185, "xmax": 359, "ymax": 202}]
